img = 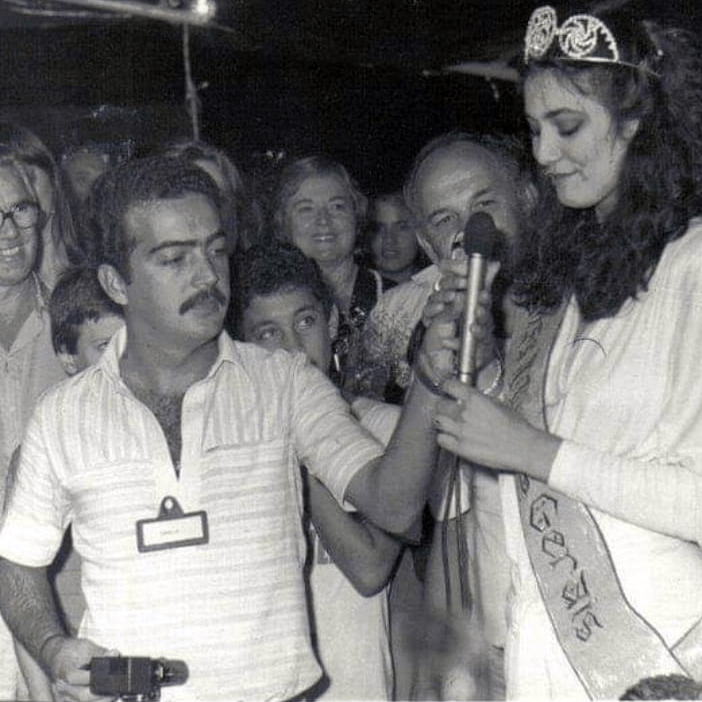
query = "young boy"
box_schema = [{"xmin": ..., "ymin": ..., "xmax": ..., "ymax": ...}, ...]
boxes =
[
  {"xmin": 49, "ymin": 266, "xmax": 126, "ymax": 375},
  {"xmin": 231, "ymin": 241, "xmax": 402, "ymax": 700},
  {"xmin": 12, "ymin": 267, "xmax": 124, "ymax": 700}
]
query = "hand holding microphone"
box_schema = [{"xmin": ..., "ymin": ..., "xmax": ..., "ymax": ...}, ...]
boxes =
[
  {"xmin": 456, "ymin": 212, "xmax": 499, "ymax": 385},
  {"xmin": 415, "ymin": 212, "xmax": 501, "ymax": 394}
]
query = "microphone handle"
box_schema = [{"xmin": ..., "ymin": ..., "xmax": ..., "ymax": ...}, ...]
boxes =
[{"xmin": 457, "ymin": 253, "xmax": 486, "ymax": 385}]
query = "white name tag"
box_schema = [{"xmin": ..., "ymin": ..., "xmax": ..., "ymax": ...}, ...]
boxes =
[{"xmin": 136, "ymin": 496, "xmax": 209, "ymax": 553}]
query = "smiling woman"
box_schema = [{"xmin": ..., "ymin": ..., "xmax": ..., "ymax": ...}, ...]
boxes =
[
  {"xmin": 273, "ymin": 155, "xmax": 394, "ymax": 395},
  {"xmin": 0, "ymin": 163, "xmax": 40, "ymax": 290}
]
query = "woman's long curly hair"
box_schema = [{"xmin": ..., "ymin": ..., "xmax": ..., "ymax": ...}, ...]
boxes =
[{"xmin": 514, "ymin": 14, "xmax": 702, "ymax": 321}]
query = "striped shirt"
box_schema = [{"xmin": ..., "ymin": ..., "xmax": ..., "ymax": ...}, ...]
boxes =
[
  {"xmin": 0, "ymin": 327, "xmax": 383, "ymax": 701},
  {"xmin": 0, "ymin": 273, "xmax": 66, "ymax": 503},
  {"xmin": 0, "ymin": 273, "xmax": 66, "ymax": 701}
]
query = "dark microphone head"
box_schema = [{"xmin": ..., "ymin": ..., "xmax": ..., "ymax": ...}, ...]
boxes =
[{"xmin": 463, "ymin": 211, "xmax": 498, "ymax": 258}]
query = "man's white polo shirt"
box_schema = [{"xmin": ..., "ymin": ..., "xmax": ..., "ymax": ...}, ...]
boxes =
[{"xmin": 0, "ymin": 328, "xmax": 383, "ymax": 701}]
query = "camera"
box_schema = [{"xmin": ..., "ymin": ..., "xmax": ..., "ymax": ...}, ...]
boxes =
[{"xmin": 89, "ymin": 656, "xmax": 188, "ymax": 701}]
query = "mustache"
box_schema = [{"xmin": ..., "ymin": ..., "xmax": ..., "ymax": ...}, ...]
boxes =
[{"xmin": 179, "ymin": 287, "xmax": 228, "ymax": 315}]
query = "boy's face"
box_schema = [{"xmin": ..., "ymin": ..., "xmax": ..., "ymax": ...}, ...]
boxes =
[
  {"xmin": 59, "ymin": 314, "xmax": 125, "ymax": 375},
  {"xmin": 242, "ymin": 286, "xmax": 332, "ymax": 372}
]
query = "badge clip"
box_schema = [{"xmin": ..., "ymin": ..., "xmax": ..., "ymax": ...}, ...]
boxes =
[{"xmin": 136, "ymin": 496, "xmax": 209, "ymax": 553}]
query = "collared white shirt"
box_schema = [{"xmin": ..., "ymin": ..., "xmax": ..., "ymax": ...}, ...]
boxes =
[
  {"xmin": 0, "ymin": 273, "xmax": 65, "ymax": 497},
  {"xmin": 501, "ymin": 220, "xmax": 702, "ymax": 699},
  {"xmin": 0, "ymin": 328, "xmax": 383, "ymax": 701}
]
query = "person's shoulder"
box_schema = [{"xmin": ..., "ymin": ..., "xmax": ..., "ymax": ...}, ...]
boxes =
[
  {"xmin": 32, "ymin": 364, "xmax": 100, "ymax": 415},
  {"xmin": 226, "ymin": 338, "xmax": 318, "ymax": 385},
  {"xmin": 651, "ymin": 218, "xmax": 702, "ymax": 297},
  {"xmin": 372, "ymin": 264, "xmax": 437, "ymax": 314},
  {"xmin": 661, "ymin": 218, "xmax": 702, "ymax": 270}
]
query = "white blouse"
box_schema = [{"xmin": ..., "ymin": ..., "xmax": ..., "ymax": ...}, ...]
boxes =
[{"xmin": 501, "ymin": 219, "xmax": 702, "ymax": 699}]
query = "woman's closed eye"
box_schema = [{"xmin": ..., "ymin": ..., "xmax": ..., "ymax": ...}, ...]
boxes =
[{"xmin": 555, "ymin": 119, "xmax": 584, "ymax": 137}]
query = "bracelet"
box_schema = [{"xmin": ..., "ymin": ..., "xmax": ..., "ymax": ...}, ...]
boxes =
[
  {"xmin": 482, "ymin": 354, "xmax": 505, "ymax": 397},
  {"xmin": 412, "ymin": 363, "xmax": 446, "ymax": 396}
]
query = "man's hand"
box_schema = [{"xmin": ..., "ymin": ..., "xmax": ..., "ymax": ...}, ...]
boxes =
[
  {"xmin": 417, "ymin": 259, "xmax": 501, "ymax": 388},
  {"xmin": 45, "ymin": 635, "xmax": 119, "ymax": 702}
]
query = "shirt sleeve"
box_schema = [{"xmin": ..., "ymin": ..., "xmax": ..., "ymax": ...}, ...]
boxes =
[
  {"xmin": 548, "ymin": 225, "xmax": 702, "ymax": 545},
  {"xmin": 0, "ymin": 397, "xmax": 69, "ymax": 566},
  {"xmin": 350, "ymin": 396, "xmax": 401, "ymax": 446},
  {"xmin": 549, "ymin": 440, "xmax": 702, "ymax": 544},
  {"xmin": 290, "ymin": 358, "xmax": 384, "ymax": 505}
]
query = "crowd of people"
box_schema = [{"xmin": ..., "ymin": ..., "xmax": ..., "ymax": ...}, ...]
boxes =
[{"xmin": 1, "ymin": 3, "xmax": 702, "ymax": 701}]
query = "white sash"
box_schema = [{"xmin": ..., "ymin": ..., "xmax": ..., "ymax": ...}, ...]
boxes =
[{"xmin": 504, "ymin": 304, "xmax": 702, "ymax": 698}]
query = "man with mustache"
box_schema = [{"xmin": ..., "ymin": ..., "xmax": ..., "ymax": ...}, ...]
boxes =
[{"xmin": 0, "ymin": 156, "xmax": 452, "ymax": 702}]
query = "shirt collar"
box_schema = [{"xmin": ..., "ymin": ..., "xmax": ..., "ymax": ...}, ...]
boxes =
[
  {"xmin": 30, "ymin": 272, "xmax": 50, "ymax": 313},
  {"xmin": 95, "ymin": 326, "xmax": 246, "ymax": 389},
  {"xmin": 412, "ymin": 263, "xmax": 439, "ymax": 285},
  {"xmin": 207, "ymin": 331, "xmax": 248, "ymax": 378}
]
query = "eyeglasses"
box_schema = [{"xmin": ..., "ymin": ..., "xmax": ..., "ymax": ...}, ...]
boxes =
[{"xmin": 0, "ymin": 201, "xmax": 41, "ymax": 230}]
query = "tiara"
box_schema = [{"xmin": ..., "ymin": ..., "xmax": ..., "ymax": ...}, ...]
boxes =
[{"xmin": 524, "ymin": 6, "xmax": 620, "ymax": 65}]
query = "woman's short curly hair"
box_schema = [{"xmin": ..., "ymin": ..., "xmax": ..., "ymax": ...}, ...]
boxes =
[{"xmin": 272, "ymin": 155, "xmax": 367, "ymax": 241}]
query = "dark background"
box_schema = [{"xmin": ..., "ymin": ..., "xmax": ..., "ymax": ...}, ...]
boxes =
[
  {"xmin": 0, "ymin": 0, "xmax": 699, "ymax": 192},
  {"xmin": 0, "ymin": 21, "xmax": 524, "ymax": 193}
]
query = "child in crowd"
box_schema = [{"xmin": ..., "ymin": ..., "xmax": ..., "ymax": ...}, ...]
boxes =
[
  {"xmin": 231, "ymin": 241, "xmax": 402, "ymax": 700},
  {"xmin": 365, "ymin": 191, "xmax": 428, "ymax": 286},
  {"xmin": 12, "ymin": 266, "xmax": 124, "ymax": 700},
  {"xmin": 49, "ymin": 266, "xmax": 125, "ymax": 375}
]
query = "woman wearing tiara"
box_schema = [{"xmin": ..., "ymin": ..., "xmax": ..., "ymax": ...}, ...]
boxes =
[{"xmin": 431, "ymin": 4, "xmax": 702, "ymax": 698}]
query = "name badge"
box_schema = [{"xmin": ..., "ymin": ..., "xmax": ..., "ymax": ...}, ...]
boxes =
[{"xmin": 136, "ymin": 496, "xmax": 209, "ymax": 553}]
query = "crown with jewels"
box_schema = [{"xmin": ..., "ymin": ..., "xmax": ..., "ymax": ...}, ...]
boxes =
[{"xmin": 524, "ymin": 5, "xmax": 622, "ymax": 65}]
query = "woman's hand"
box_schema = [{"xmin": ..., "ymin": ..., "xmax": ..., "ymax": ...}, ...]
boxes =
[{"xmin": 433, "ymin": 378, "xmax": 562, "ymax": 480}]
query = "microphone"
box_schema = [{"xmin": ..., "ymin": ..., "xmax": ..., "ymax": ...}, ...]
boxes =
[{"xmin": 456, "ymin": 212, "xmax": 498, "ymax": 385}]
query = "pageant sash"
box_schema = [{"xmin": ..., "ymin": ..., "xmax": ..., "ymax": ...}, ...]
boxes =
[{"xmin": 504, "ymin": 304, "xmax": 700, "ymax": 698}]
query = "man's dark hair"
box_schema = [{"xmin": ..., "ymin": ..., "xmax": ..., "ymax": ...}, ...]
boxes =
[
  {"xmin": 227, "ymin": 239, "xmax": 334, "ymax": 338},
  {"xmin": 87, "ymin": 155, "xmax": 223, "ymax": 281},
  {"xmin": 49, "ymin": 266, "xmax": 124, "ymax": 355}
]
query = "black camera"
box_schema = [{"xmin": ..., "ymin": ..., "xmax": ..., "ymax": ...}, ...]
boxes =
[{"xmin": 89, "ymin": 656, "xmax": 188, "ymax": 701}]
